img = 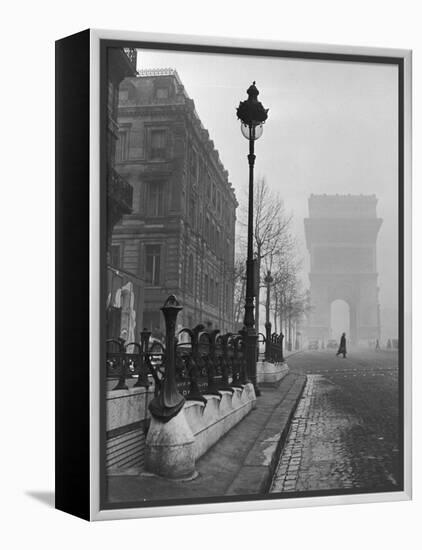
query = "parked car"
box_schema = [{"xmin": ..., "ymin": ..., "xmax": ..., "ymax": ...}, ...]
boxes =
[
  {"xmin": 327, "ymin": 339, "xmax": 338, "ymax": 349},
  {"xmin": 308, "ymin": 339, "xmax": 319, "ymax": 350}
]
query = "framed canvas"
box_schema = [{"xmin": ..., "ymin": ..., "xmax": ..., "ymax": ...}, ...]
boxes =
[{"xmin": 55, "ymin": 29, "xmax": 412, "ymax": 521}]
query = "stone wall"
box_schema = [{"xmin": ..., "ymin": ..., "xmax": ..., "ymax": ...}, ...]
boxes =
[
  {"xmin": 106, "ymin": 385, "xmax": 154, "ymax": 472},
  {"xmin": 107, "ymin": 381, "xmax": 256, "ymax": 474},
  {"xmin": 257, "ymin": 360, "xmax": 289, "ymax": 385},
  {"xmin": 184, "ymin": 384, "xmax": 256, "ymax": 459},
  {"xmin": 144, "ymin": 383, "xmax": 257, "ymax": 479}
]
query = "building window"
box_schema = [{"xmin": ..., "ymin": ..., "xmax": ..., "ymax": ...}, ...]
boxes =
[
  {"xmin": 187, "ymin": 255, "xmax": 194, "ymax": 291},
  {"xmin": 210, "ymin": 277, "xmax": 214, "ymax": 305},
  {"xmin": 108, "ymin": 81, "xmax": 116, "ymax": 115},
  {"xmin": 205, "ymin": 217, "xmax": 210, "ymax": 244},
  {"xmin": 110, "ymin": 244, "xmax": 121, "ymax": 268},
  {"xmin": 145, "ymin": 245, "xmax": 161, "ymax": 286},
  {"xmin": 147, "ymin": 182, "xmax": 164, "ymax": 216},
  {"xmin": 225, "ymin": 238, "xmax": 230, "ymax": 263},
  {"xmin": 198, "ymin": 159, "xmax": 204, "ymax": 185},
  {"xmin": 206, "ymin": 177, "xmax": 211, "ymax": 200},
  {"xmin": 150, "ymin": 129, "xmax": 167, "ymax": 160},
  {"xmin": 190, "ymin": 150, "xmax": 197, "ymax": 178},
  {"xmin": 143, "ymin": 311, "xmax": 161, "ymax": 332},
  {"xmin": 156, "ymin": 87, "xmax": 169, "ymax": 99},
  {"xmin": 204, "ymin": 274, "xmax": 209, "ymax": 302},
  {"xmin": 210, "ymin": 222, "xmax": 216, "ymax": 252},
  {"xmin": 188, "ymin": 197, "xmax": 195, "ymax": 227},
  {"xmin": 116, "ymin": 129, "xmax": 129, "ymax": 161},
  {"xmin": 119, "ymin": 89, "xmax": 129, "ymax": 102}
]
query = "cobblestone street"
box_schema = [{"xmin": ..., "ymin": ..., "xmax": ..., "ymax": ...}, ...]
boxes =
[{"xmin": 271, "ymin": 349, "xmax": 401, "ymax": 494}]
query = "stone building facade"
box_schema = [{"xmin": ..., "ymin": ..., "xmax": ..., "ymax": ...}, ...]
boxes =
[
  {"xmin": 107, "ymin": 48, "xmax": 138, "ymax": 246},
  {"xmin": 305, "ymin": 194, "xmax": 382, "ymax": 346},
  {"xmin": 111, "ymin": 68, "xmax": 237, "ymax": 335},
  {"xmin": 106, "ymin": 48, "xmax": 145, "ymax": 342}
]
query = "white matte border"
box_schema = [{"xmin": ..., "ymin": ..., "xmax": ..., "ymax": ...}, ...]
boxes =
[
  {"xmin": 89, "ymin": 28, "xmax": 412, "ymax": 521},
  {"xmin": 403, "ymin": 50, "xmax": 412, "ymax": 500}
]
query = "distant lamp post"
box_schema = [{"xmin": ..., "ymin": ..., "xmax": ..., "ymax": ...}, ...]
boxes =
[
  {"xmin": 236, "ymin": 82, "xmax": 269, "ymax": 396},
  {"xmin": 264, "ymin": 270, "xmax": 273, "ymax": 362}
]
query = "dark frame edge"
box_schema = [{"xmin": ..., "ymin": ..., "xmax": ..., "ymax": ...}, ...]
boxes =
[{"xmin": 55, "ymin": 28, "xmax": 91, "ymax": 521}]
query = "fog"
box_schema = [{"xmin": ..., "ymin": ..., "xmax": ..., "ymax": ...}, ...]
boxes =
[{"xmin": 136, "ymin": 48, "xmax": 399, "ymax": 338}]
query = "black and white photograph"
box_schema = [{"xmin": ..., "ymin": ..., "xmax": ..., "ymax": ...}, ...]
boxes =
[
  {"xmin": 3, "ymin": 0, "xmax": 421, "ymax": 543},
  {"xmin": 102, "ymin": 40, "xmax": 406, "ymax": 510}
]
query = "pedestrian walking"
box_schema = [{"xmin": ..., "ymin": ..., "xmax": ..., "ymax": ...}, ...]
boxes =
[
  {"xmin": 375, "ymin": 338, "xmax": 380, "ymax": 351},
  {"xmin": 336, "ymin": 332, "xmax": 347, "ymax": 358}
]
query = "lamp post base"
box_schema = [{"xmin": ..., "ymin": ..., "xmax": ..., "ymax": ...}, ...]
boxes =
[
  {"xmin": 257, "ymin": 359, "xmax": 289, "ymax": 385},
  {"xmin": 244, "ymin": 327, "xmax": 260, "ymax": 397},
  {"xmin": 144, "ymin": 408, "xmax": 196, "ymax": 479}
]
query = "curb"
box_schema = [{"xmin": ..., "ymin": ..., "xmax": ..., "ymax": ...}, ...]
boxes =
[
  {"xmin": 262, "ymin": 375, "xmax": 307, "ymax": 493},
  {"xmin": 225, "ymin": 373, "xmax": 307, "ymax": 496}
]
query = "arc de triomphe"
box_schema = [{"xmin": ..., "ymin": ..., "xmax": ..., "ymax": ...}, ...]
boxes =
[{"xmin": 305, "ymin": 194, "xmax": 382, "ymax": 346}]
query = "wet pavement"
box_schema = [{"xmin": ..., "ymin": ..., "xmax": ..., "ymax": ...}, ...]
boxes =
[
  {"xmin": 106, "ymin": 373, "xmax": 306, "ymax": 503},
  {"xmin": 270, "ymin": 349, "xmax": 401, "ymax": 494}
]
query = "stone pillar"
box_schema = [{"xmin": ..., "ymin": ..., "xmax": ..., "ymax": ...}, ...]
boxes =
[
  {"xmin": 145, "ymin": 411, "xmax": 196, "ymax": 480},
  {"xmin": 144, "ymin": 295, "xmax": 196, "ymax": 479}
]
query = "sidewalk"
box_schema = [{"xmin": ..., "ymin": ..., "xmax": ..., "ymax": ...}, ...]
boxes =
[{"xmin": 107, "ymin": 372, "xmax": 307, "ymax": 504}]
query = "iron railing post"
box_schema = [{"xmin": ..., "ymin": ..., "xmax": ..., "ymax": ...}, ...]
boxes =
[
  {"xmin": 238, "ymin": 328, "xmax": 249, "ymax": 385},
  {"xmin": 265, "ymin": 321, "xmax": 272, "ymax": 361},
  {"xmin": 134, "ymin": 329, "xmax": 151, "ymax": 388},
  {"xmin": 113, "ymin": 337, "xmax": 128, "ymax": 390},
  {"xmin": 207, "ymin": 329, "xmax": 220, "ymax": 393},
  {"xmin": 185, "ymin": 324, "xmax": 206, "ymax": 402},
  {"xmin": 219, "ymin": 333, "xmax": 231, "ymax": 390},
  {"xmin": 264, "ymin": 270, "xmax": 273, "ymax": 362},
  {"xmin": 280, "ymin": 332, "xmax": 285, "ymax": 362}
]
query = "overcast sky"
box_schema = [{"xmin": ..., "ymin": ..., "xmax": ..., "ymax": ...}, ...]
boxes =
[{"xmin": 136, "ymin": 48, "xmax": 398, "ymax": 315}]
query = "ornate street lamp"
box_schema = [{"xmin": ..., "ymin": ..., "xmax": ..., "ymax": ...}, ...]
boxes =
[{"xmin": 236, "ymin": 82, "xmax": 269, "ymax": 396}]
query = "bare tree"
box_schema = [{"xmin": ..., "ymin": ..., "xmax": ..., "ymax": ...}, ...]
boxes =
[
  {"xmin": 265, "ymin": 228, "xmax": 309, "ymax": 346},
  {"xmin": 233, "ymin": 255, "xmax": 246, "ymax": 326},
  {"xmin": 238, "ymin": 178, "xmax": 292, "ymax": 332},
  {"xmin": 272, "ymin": 259, "xmax": 310, "ymax": 350}
]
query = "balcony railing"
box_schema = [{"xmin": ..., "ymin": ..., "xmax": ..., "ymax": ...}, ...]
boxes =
[{"xmin": 108, "ymin": 167, "xmax": 133, "ymax": 214}]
